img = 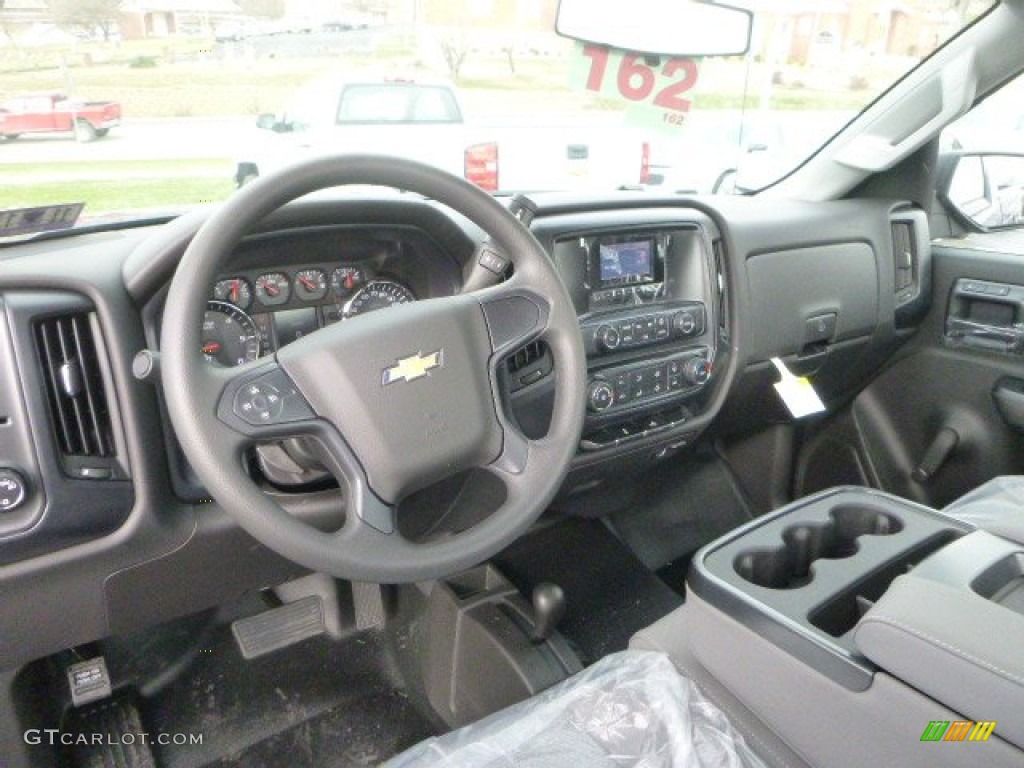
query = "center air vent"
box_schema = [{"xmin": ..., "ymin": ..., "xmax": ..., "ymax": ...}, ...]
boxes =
[{"xmin": 34, "ymin": 313, "xmax": 114, "ymax": 460}]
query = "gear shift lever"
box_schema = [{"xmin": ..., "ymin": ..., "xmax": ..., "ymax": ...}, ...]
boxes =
[{"xmin": 531, "ymin": 582, "xmax": 566, "ymax": 643}]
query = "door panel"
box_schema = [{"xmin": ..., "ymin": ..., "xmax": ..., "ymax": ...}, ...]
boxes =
[{"xmin": 797, "ymin": 238, "xmax": 1024, "ymax": 509}]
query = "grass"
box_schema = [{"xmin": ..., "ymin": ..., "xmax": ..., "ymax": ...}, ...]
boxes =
[
  {"xmin": 0, "ymin": 157, "xmax": 232, "ymax": 178},
  {"xmin": 0, "ymin": 177, "xmax": 234, "ymax": 213}
]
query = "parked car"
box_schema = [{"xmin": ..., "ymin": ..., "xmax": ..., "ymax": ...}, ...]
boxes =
[
  {"xmin": 0, "ymin": 92, "xmax": 120, "ymax": 142},
  {"xmin": 235, "ymin": 74, "xmax": 652, "ymax": 192}
]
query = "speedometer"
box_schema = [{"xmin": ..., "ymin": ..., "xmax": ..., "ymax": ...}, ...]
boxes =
[
  {"xmin": 201, "ymin": 301, "xmax": 260, "ymax": 367},
  {"xmin": 344, "ymin": 280, "xmax": 415, "ymax": 317}
]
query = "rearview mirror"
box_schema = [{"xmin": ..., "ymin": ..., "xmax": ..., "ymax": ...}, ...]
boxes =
[
  {"xmin": 939, "ymin": 152, "xmax": 1024, "ymax": 231},
  {"xmin": 556, "ymin": 0, "xmax": 752, "ymax": 57}
]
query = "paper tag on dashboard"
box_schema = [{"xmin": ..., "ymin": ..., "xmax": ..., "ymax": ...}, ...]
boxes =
[{"xmin": 771, "ymin": 357, "xmax": 825, "ymax": 419}]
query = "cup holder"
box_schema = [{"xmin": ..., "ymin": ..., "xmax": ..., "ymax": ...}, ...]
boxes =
[{"xmin": 734, "ymin": 506, "xmax": 904, "ymax": 590}]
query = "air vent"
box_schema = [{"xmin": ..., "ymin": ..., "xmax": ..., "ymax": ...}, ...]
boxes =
[
  {"xmin": 713, "ymin": 239, "xmax": 729, "ymax": 341},
  {"xmin": 507, "ymin": 340, "xmax": 552, "ymax": 392},
  {"xmin": 892, "ymin": 220, "xmax": 917, "ymax": 295},
  {"xmin": 34, "ymin": 313, "xmax": 114, "ymax": 458}
]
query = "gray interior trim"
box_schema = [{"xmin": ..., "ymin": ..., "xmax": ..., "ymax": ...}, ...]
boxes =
[{"xmin": 666, "ymin": 593, "xmax": 1024, "ymax": 768}]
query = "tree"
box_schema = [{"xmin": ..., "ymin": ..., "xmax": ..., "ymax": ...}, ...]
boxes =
[
  {"xmin": 0, "ymin": 0, "xmax": 19, "ymax": 49},
  {"xmin": 48, "ymin": 0, "xmax": 123, "ymax": 41},
  {"xmin": 440, "ymin": 36, "xmax": 469, "ymax": 81}
]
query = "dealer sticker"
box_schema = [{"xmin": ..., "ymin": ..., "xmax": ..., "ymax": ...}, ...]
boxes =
[{"xmin": 569, "ymin": 42, "xmax": 701, "ymax": 135}]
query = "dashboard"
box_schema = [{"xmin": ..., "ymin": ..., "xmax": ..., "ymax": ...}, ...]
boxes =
[{"xmin": 0, "ymin": 191, "xmax": 930, "ymax": 671}]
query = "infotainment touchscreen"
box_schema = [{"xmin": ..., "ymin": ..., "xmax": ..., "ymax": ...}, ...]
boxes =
[{"xmin": 598, "ymin": 239, "xmax": 654, "ymax": 287}]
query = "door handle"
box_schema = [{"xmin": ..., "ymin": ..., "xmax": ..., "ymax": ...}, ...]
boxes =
[{"xmin": 912, "ymin": 427, "xmax": 959, "ymax": 483}]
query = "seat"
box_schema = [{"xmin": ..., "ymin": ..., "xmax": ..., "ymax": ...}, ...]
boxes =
[
  {"xmin": 943, "ymin": 475, "xmax": 1024, "ymax": 544},
  {"xmin": 386, "ymin": 650, "xmax": 767, "ymax": 767}
]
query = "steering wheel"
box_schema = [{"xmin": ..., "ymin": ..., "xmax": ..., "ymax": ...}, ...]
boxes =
[{"xmin": 160, "ymin": 155, "xmax": 586, "ymax": 583}]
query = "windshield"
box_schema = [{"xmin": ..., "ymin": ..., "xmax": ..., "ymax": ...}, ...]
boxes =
[{"xmin": 0, "ymin": 0, "xmax": 997, "ymax": 231}]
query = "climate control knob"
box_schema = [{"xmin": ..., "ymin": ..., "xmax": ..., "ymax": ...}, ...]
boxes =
[
  {"xmin": 587, "ymin": 380, "xmax": 615, "ymax": 413},
  {"xmin": 683, "ymin": 358, "xmax": 712, "ymax": 385},
  {"xmin": 595, "ymin": 324, "xmax": 621, "ymax": 351}
]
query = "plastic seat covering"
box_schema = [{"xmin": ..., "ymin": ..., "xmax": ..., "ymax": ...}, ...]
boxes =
[
  {"xmin": 943, "ymin": 475, "xmax": 1024, "ymax": 545},
  {"xmin": 386, "ymin": 650, "xmax": 766, "ymax": 768}
]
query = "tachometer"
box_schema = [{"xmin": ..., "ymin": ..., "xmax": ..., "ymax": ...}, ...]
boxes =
[
  {"xmin": 201, "ymin": 301, "xmax": 260, "ymax": 367},
  {"xmin": 344, "ymin": 280, "xmax": 415, "ymax": 317}
]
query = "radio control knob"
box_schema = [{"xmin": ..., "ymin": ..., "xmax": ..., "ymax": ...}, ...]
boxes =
[
  {"xmin": 587, "ymin": 380, "xmax": 615, "ymax": 412},
  {"xmin": 683, "ymin": 358, "xmax": 711, "ymax": 385},
  {"xmin": 0, "ymin": 468, "xmax": 27, "ymax": 513},
  {"xmin": 595, "ymin": 324, "xmax": 621, "ymax": 351},
  {"xmin": 674, "ymin": 311, "xmax": 697, "ymax": 336}
]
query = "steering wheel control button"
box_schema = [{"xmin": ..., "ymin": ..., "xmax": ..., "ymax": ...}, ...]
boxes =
[
  {"xmin": 232, "ymin": 367, "xmax": 314, "ymax": 427},
  {"xmin": 0, "ymin": 469, "xmax": 27, "ymax": 513},
  {"xmin": 235, "ymin": 382, "xmax": 282, "ymax": 424},
  {"xmin": 587, "ymin": 380, "xmax": 615, "ymax": 412},
  {"xmin": 478, "ymin": 247, "xmax": 509, "ymax": 275}
]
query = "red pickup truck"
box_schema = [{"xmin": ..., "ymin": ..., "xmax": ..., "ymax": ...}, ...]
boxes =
[{"xmin": 0, "ymin": 92, "xmax": 121, "ymax": 142}]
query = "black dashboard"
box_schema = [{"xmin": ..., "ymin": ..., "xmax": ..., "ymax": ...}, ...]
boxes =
[{"xmin": 0, "ymin": 190, "xmax": 930, "ymax": 670}]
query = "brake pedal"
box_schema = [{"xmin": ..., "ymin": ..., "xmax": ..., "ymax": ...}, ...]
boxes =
[{"xmin": 231, "ymin": 594, "xmax": 326, "ymax": 659}]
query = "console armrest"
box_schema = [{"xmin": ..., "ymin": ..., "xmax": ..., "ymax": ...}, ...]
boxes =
[{"xmin": 854, "ymin": 533, "xmax": 1024, "ymax": 750}]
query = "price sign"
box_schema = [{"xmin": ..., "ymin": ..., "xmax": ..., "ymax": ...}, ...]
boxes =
[{"xmin": 570, "ymin": 43, "xmax": 701, "ymax": 134}]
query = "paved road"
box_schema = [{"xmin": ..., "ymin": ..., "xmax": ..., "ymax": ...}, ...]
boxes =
[{"xmin": 0, "ymin": 116, "xmax": 254, "ymax": 164}]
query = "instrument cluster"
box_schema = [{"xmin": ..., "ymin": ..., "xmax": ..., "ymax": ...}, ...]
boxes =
[{"xmin": 202, "ymin": 262, "xmax": 416, "ymax": 367}]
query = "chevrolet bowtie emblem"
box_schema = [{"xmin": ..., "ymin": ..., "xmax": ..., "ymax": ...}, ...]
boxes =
[{"xmin": 382, "ymin": 350, "xmax": 443, "ymax": 385}]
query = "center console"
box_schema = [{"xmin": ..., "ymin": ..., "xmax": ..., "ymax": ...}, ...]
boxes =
[
  {"xmin": 550, "ymin": 224, "xmax": 718, "ymax": 452},
  {"xmin": 634, "ymin": 486, "xmax": 1024, "ymax": 767}
]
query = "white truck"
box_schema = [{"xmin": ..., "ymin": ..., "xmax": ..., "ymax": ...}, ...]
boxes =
[{"xmin": 234, "ymin": 73, "xmax": 653, "ymax": 193}]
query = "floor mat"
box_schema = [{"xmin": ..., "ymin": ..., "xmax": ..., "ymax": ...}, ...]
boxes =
[
  {"xmin": 612, "ymin": 449, "xmax": 754, "ymax": 595},
  {"xmin": 494, "ymin": 517, "xmax": 682, "ymax": 663},
  {"xmin": 140, "ymin": 625, "xmax": 436, "ymax": 768}
]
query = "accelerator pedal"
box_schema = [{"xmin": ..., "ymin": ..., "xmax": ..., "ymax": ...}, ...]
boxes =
[
  {"xmin": 65, "ymin": 692, "xmax": 155, "ymax": 768},
  {"xmin": 231, "ymin": 594, "xmax": 326, "ymax": 660}
]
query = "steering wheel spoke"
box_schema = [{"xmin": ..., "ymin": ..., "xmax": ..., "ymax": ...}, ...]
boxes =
[{"xmin": 477, "ymin": 280, "xmax": 553, "ymax": 357}]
